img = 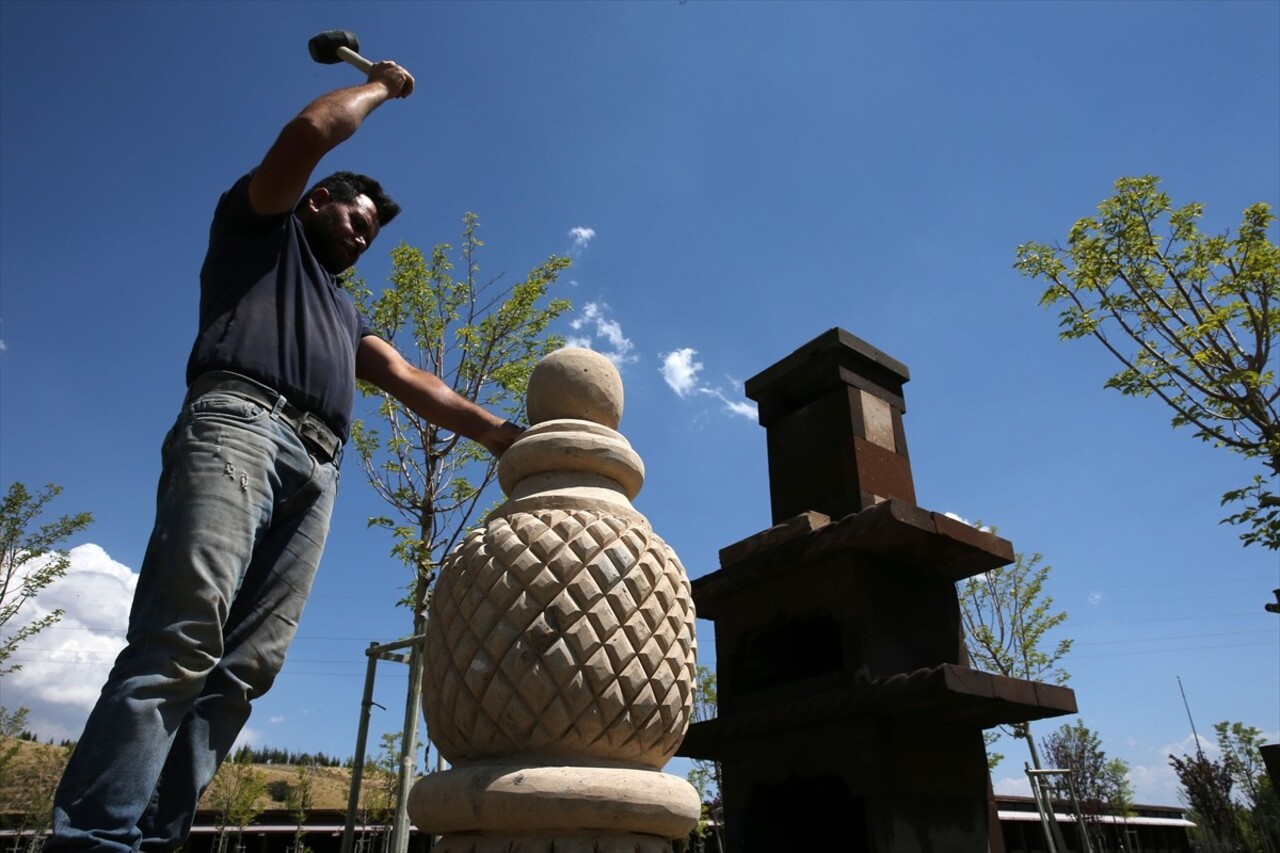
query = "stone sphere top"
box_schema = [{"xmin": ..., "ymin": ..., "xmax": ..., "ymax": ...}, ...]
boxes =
[{"xmin": 526, "ymin": 348, "xmax": 623, "ymax": 429}]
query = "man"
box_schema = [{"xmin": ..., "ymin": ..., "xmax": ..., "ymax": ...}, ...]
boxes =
[{"xmin": 48, "ymin": 59, "xmax": 517, "ymax": 852}]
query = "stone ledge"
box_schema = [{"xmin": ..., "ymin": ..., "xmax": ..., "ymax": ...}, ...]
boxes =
[
  {"xmin": 676, "ymin": 664, "xmax": 1077, "ymax": 760},
  {"xmin": 694, "ymin": 500, "xmax": 1014, "ymax": 619}
]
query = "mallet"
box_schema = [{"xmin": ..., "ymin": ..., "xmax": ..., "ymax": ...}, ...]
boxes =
[{"xmin": 308, "ymin": 30, "xmax": 373, "ymax": 75}]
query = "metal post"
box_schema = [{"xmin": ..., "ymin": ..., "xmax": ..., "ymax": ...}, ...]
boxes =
[
  {"xmin": 342, "ymin": 644, "xmax": 382, "ymax": 853},
  {"xmin": 389, "ymin": 631, "xmax": 426, "ymax": 853},
  {"xmin": 343, "ymin": 636, "xmax": 428, "ymax": 853}
]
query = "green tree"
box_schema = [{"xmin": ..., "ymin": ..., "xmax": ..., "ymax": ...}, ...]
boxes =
[
  {"xmin": 1171, "ymin": 749, "xmax": 1245, "ymax": 851},
  {"xmin": 345, "ymin": 215, "xmax": 571, "ymax": 614},
  {"xmin": 1016, "ymin": 176, "xmax": 1280, "ymax": 548},
  {"xmin": 1041, "ymin": 720, "xmax": 1132, "ymax": 851},
  {"xmin": 287, "ymin": 762, "xmax": 316, "ymax": 853},
  {"xmin": 686, "ymin": 666, "xmax": 723, "ymax": 853},
  {"xmin": 958, "ymin": 548, "xmax": 1072, "ymax": 769},
  {"xmin": 343, "ymin": 215, "xmax": 569, "ymax": 847},
  {"xmin": 1215, "ymin": 720, "xmax": 1280, "ymax": 851},
  {"xmin": 0, "ymin": 706, "xmax": 27, "ymax": 783},
  {"xmin": 208, "ymin": 748, "xmax": 267, "ymax": 852},
  {"xmin": 1, "ymin": 482, "xmax": 94, "ymax": 675}
]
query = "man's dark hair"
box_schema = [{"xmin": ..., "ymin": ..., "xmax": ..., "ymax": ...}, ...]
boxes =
[{"xmin": 300, "ymin": 171, "xmax": 400, "ymax": 226}]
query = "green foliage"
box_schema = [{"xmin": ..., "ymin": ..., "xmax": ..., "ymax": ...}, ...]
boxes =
[
  {"xmin": 1016, "ymin": 176, "xmax": 1280, "ymax": 548},
  {"xmin": 358, "ymin": 732, "xmax": 403, "ymax": 827},
  {"xmin": 287, "ymin": 763, "xmax": 315, "ymax": 853},
  {"xmin": 1, "ymin": 482, "xmax": 93, "ymax": 675},
  {"xmin": 1214, "ymin": 720, "xmax": 1280, "ymax": 849},
  {"xmin": 209, "ymin": 748, "xmax": 268, "ymax": 839},
  {"xmin": 345, "ymin": 214, "xmax": 571, "ymax": 612},
  {"xmin": 0, "ymin": 737, "xmax": 69, "ymax": 843},
  {"xmin": 0, "ymin": 706, "xmax": 26, "ymax": 782},
  {"xmin": 686, "ymin": 666, "xmax": 724, "ymax": 850},
  {"xmin": 1170, "ymin": 750, "xmax": 1245, "ymax": 849},
  {"xmin": 1040, "ymin": 719, "xmax": 1132, "ymax": 834},
  {"xmin": 958, "ymin": 546, "xmax": 1072, "ymax": 766}
]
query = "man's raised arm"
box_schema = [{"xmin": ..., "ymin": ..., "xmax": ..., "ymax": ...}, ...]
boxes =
[{"xmin": 248, "ymin": 61, "xmax": 415, "ymax": 216}]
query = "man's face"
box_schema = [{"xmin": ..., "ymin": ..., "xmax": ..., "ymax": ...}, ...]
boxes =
[{"xmin": 300, "ymin": 190, "xmax": 381, "ymax": 274}]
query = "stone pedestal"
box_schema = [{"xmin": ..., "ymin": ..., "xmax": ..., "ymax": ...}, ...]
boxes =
[
  {"xmin": 411, "ymin": 348, "xmax": 701, "ymax": 853},
  {"xmin": 679, "ymin": 329, "xmax": 1077, "ymax": 852}
]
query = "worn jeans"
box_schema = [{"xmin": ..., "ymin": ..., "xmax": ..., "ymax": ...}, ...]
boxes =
[{"xmin": 48, "ymin": 386, "xmax": 340, "ymax": 853}]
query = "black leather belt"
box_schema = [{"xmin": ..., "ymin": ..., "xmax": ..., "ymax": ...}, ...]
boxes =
[{"xmin": 187, "ymin": 371, "xmax": 342, "ymax": 463}]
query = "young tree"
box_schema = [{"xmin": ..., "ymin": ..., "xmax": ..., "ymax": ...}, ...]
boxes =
[
  {"xmin": 287, "ymin": 762, "xmax": 316, "ymax": 853},
  {"xmin": 0, "ymin": 706, "xmax": 28, "ymax": 783},
  {"xmin": 1170, "ymin": 749, "xmax": 1245, "ymax": 851},
  {"xmin": 1016, "ymin": 177, "xmax": 1280, "ymax": 548},
  {"xmin": 686, "ymin": 666, "xmax": 724, "ymax": 853},
  {"xmin": 958, "ymin": 548, "xmax": 1072, "ymax": 768},
  {"xmin": 345, "ymin": 216, "xmax": 572, "ymax": 616},
  {"xmin": 343, "ymin": 215, "xmax": 570, "ymax": 845},
  {"xmin": 207, "ymin": 748, "xmax": 267, "ymax": 853},
  {"xmin": 1041, "ymin": 720, "xmax": 1132, "ymax": 851},
  {"xmin": 1, "ymin": 482, "xmax": 93, "ymax": 675},
  {"xmin": 1215, "ymin": 720, "xmax": 1280, "ymax": 850}
]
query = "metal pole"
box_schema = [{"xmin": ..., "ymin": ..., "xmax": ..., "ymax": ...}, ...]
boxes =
[
  {"xmin": 389, "ymin": 630, "xmax": 426, "ymax": 853},
  {"xmin": 342, "ymin": 644, "xmax": 381, "ymax": 853}
]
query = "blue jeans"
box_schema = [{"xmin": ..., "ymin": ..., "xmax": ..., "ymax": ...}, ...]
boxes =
[{"xmin": 48, "ymin": 387, "xmax": 340, "ymax": 853}]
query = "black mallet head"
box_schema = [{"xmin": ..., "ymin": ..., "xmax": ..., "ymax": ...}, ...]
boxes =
[{"xmin": 308, "ymin": 30, "xmax": 372, "ymax": 74}]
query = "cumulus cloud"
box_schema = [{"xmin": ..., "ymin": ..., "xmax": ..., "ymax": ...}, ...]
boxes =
[
  {"xmin": 992, "ymin": 775, "xmax": 1032, "ymax": 797},
  {"xmin": 660, "ymin": 348, "xmax": 702, "ymax": 398},
  {"xmin": 942, "ymin": 513, "xmax": 994, "ymax": 532},
  {"xmin": 3, "ymin": 544, "xmax": 137, "ymax": 740},
  {"xmin": 568, "ymin": 226, "xmax": 596, "ymax": 255},
  {"xmin": 658, "ymin": 348, "xmax": 756, "ymax": 420},
  {"xmin": 1088, "ymin": 592, "xmax": 1104, "ymax": 605},
  {"xmin": 566, "ymin": 302, "xmax": 636, "ymax": 366},
  {"xmin": 1124, "ymin": 733, "xmax": 1215, "ymax": 805}
]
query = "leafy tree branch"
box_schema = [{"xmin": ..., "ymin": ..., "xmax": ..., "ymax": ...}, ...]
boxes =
[{"xmin": 1016, "ymin": 176, "xmax": 1280, "ymax": 547}]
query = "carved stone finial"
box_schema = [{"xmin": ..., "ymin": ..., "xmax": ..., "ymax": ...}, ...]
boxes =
[
  {"xmin": 412, "ymin": 347, "xmax": 700, "ymax": 853},
  {"xmin": 527, "ymin": 347, "xmax": 624, "ymax": 428}
]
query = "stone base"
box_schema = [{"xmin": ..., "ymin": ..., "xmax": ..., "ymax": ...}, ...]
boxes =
[
  {"xmin": 430, "ymin": 834, "xmax": 676, "ymax": 853},
  {"xmin": 408, "ymin": 763, "xmax": 699, "ymax": 841}
]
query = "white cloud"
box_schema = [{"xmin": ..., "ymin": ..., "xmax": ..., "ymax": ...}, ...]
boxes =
[
  {"xmin": 992, "ymin": 774, "xmax": 1032, "ymax": 797},
  {"xmin": 1088, "ymin": 592, "xmax": 1104, "ymax": 605},
  {"xmin": 234, "ymin": 725, "xmax": 264, "ymax": 751},
  {"xmin": 269, "ymin": 715, "xmax": 285, "ymax": 724},
  {"xmin": 1125, "ymin": 733, "xmax": 1214, "ymax": 806},
  {"xmin": 566, "ymin": 302, "xmax": 636, "ymax": 366},
  {"xmin": 3, "ymin": 544, "xmax": 137, "ymax": 740},
  {"xmin": 660, "ymin": 348, "xmax": 702, "ymax": 398},
  {"xmin": 942, "ymin": 513, "xmax": 993, "ymax": 533},
  {"xmin": 568, "ymin": 226, "xmax": 596, "ymax": 254},
  {"xmin": 658, "ymin": 347, "xmax": 757, "ymax": 420}
]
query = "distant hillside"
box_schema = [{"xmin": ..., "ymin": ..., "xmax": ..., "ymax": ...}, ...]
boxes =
[{"xmin": 1, "ymin": 738, "xmax": 375, "ymax": 818}]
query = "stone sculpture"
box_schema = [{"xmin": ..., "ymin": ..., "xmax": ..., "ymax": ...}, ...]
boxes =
[{"xmin": 410, "ymin": 348, "xmax": 701, "ymax": 853}]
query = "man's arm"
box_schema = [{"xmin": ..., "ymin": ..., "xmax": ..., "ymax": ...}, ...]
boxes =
[
  {"xmin": 248, "ymin": 62, "xmax": 415, "ymax": 216},
  {"xmin": 355, "ymin": 335, "xmax": 524, "ymax": 458}
]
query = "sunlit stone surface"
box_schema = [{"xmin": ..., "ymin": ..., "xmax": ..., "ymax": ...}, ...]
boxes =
[{"xmin": 411, "ymin": 348, "xmax": 700, "ymax": 853}]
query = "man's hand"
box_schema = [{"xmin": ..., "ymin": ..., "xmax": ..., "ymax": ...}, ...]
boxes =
[
  {"xmin": 367, "ymin": 61, "xmax": 414, "ymax": 99},
  {"xmin": 480, "ymin": 420, "xmax": 525, "ymax": 459}
]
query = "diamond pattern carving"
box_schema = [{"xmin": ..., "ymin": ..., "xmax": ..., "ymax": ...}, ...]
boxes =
[{"xmin": 423, "ymin": 509, "xmax": 697, "ymax": 767}]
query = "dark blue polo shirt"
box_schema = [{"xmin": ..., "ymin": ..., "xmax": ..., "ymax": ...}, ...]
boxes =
[{"xmin": 185, "ymin": 173, "xmax": 372, "ymax": 441}]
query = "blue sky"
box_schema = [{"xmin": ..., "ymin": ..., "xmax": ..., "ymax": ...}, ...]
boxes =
[{"xmin": 1, "ymin": 0, "xmax": 1276, "ymax": 807}]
